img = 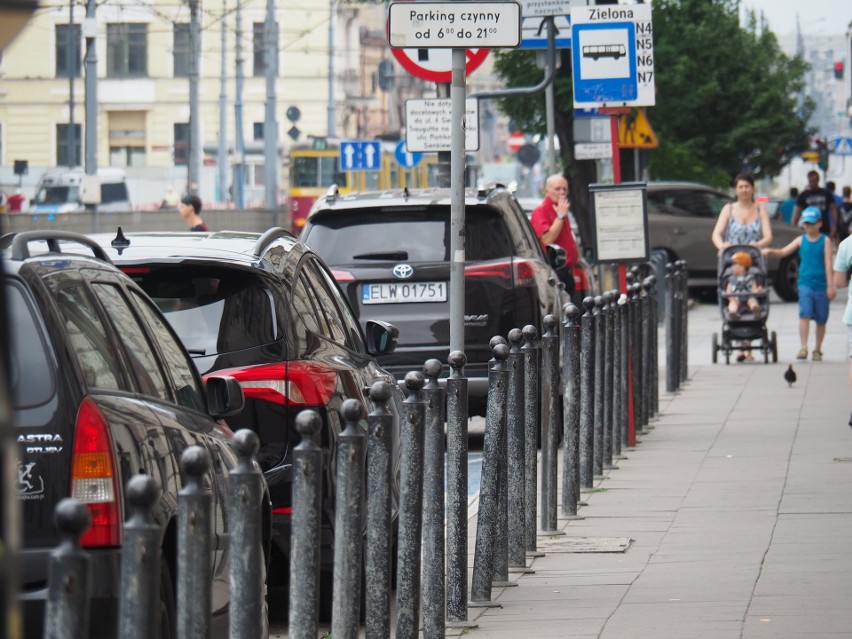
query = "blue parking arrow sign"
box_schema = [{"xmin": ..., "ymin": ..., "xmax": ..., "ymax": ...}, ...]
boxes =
[
  {"xmin": 395, "ymin": 141, "xmax": 423, "ymax": 168},
  {"xmin": 339, "ymin": 140, "xmax": 382, "ymax": 171}
]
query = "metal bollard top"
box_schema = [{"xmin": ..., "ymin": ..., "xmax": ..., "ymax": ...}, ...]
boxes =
[
  {"xmin": 491, "ymin": 341, "xmax": 510, "ymax": 361},
  {"xmin": 181, "ymin": 445, "xmax": 210, "ymax": 479},
  {"xmin": 342, "ymin": 398, "xmax": 366, "ymax": 425},
  {"xmin": 232, "ymin": 428, "xmax": 261, "ymax": 461},
  {"xmin": 522, "ymin": 324, "xmax": 539, "ymax": 345},
  {"xmin": 489, "ymin": 335, "xmax": 508, "ymax": 350},
  {"xmin": 403, "ymin": 370, "xmax": 426, "ymax": 401},
  {"xmin": 543, "ymin": 314, "xmax": 557, "ymax": 336},
  {"xmin": 562, "ymin": 303, "xmax": 581, "ymax": 326},
  {"xmin": 54, "ymin": 497, "xmax": 91, "ymax": 542},
  {"xmin": 423, "ymin": 358, "xmax": 444, "ymax": 382},
  {"xmin": 369, "ymin": 379, "xmax": 394, "ymax": 405},
  {"xmin": 666, "ymin": 262, "xmax": 675, "ymax": 275},
  {"xmin": 508, "ymin": 327, "xmax": 523, "ymax": 350},
  {"xmin": 447, "ymin": 350, "xmax": 467, "ymax": 376},
  {"xmin": 126, "ymin": 474, "xmax": 161, "ymax": 522},
  {"xmin": 295, "ymin": 408, "xmax": 323, "ymax": 441},
  {"xmin": 643, "ymin": 276, "xmax": 655, "ymax": 291},
  {"xmin": 602, "ymin": 290, "xmax": 613, "ymax": 307},
  {"xmin": 593, "ymin": 296, "xmax": 603, "ymax": 314},
  {"xmin": 582, "ymin": 296, "xmax": 595, "ymax": 314}
]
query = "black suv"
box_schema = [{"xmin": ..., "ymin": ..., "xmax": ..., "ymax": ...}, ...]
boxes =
[
  {"xmin": 301, "ymin": 185, "xmax": 570, "ymax": 416},
  {"xmin": 3, "ymin": 230, "xmax": 257, "ymax": 638},
  {"xmin": 88, "ymin": 227, "xmax": 403, "ymax": 595}
]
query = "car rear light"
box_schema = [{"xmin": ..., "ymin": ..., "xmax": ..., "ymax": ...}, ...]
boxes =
[
  {"xmin": 272, "ymin": 506, "xmax": 292, "ymax": 515},
  {"xmin": 213, "ymin": 361, "xmax": 337, "ymax": 407},
  {"xmin": 119, "ymin": 267, "xmax": 151, "ymax": 275},
  {"xmin": 330, "ymin": 269, "xmax": 355, "ymax": 282},
  {"xmin": 465, "ymin": 258, "xmax": 537, "ymax": 286},
  {"xmin": 71, "ymin": 397, "xmax": 122, "ymax": 547}
]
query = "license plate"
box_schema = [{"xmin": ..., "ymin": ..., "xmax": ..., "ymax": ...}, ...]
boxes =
[{"xmin": 362, "ymin": 281, "xmax": 447, "ymax": 304}]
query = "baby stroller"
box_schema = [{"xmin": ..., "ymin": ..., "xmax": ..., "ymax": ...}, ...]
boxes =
[{"xmin": 711, "ymin": 244, "xmax": 778, "ymax": 364}]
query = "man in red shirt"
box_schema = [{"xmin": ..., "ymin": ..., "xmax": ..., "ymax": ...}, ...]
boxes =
[
  {"xmin": 530, "ymin": 174, "xmax": 579, "ymax": 297},
  {"xmin": 7, "ymin": 189, "xmax": 26, "ymax": 212}
]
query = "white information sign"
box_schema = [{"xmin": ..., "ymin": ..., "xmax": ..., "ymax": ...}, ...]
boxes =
[
  {"xmin": 574, "ymin": 142, "xmax": 611, "ymax": 160},
  {"xmin": 590, "ymin": 183, "xmax": 649, "ymax": 263},
  {"xmin": 405, "ymin": 99, "xmax": 479, "ymax": 152},
  {"xmin": 518, "ymin": 0, "xmax": 583, "ymax": 18},
  {"xmin": 389, "ymin": 2, "xmax": 522, "ymax": 48}
]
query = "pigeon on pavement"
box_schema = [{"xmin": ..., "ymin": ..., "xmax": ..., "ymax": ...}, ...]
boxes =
[{"xmin": 784, "ymin": 364, "xmax": 796, "ymax": 387}]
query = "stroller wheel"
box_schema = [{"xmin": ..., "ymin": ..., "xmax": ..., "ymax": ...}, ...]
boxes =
[{"xmin": 712, "ymin": 333, "xmax": 718, "ymax": 364}]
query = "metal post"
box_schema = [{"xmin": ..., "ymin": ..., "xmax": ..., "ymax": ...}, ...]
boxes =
[
  {"xmin": 470, "ymin": 343, "xmax": 509, "ymax": 606},
  {"xmin": 229, "ymin": 430, "xmax": 264, "ymax": 639},
  {"xmin": 289, "ymin": 410, "xmax": 323, "ymax": 639},
  {"xmin": 332, "ymin": 400, "xmax": 366, "ymax": 639},
  {"xmin": 263, "ymin": 0, "xmax": 278, "ymax": 210},
  {"xmin": 177, "ymin": 446, "xmax": 212, "ymax": 639},
  {"xmin": 422, "ymin": 359, "xmax": 447, "ymax": 639},
  {"xmin": 492, "ymin": 342, "xmax": 512, "ymax": 589},
  {"xmin": 611, "ymin": 291, "xmax": 623, "ymax": 459},
  {"xmin": 449, "ymin": 46, "xmax": 467, "ymax": 354},
  {"xmin": 649, "ymin": 275, "xmax": 659, "ymax": 417},
  {"xmin": 44, "ymin": 499, "xmax": 91, "ymax": 639},
  {"xmin": 234, "ymin": 0, "xmax": 246, "ymax": 208},
  {"xmin": 642, "ymin": 277, "xmax": 655, "ymax": 429},
  {"xmin": 631, "ymin": 282, "xmax": 642, "ymax": 441},
  {"xmin": 506, "ymin": 329, "xmax": 528, "ymax": 571},
  {"xmin": 521, "ymin": 325, "xmax": 542, "ymax": 556},
  {"xmin": 665, "ymin": 262, "xmax": 677, "ymax": 393},
  {"xmin": 188, "ymin": 0, "xmax": 201, "ymax": 194},
  {"xmin": 83, "ymin": 0, "xmax": 98, "ymax": 226},
  {"xmin": 602, "ymin": 292, "xmax": 616, "ymax": 469},
  {"xmin": 218, "ymin": 0, "xmax": 228, "ymax": 203},
  {"xmin": 679, "ymin": 260, "xmax": 689, "ymax": 383},
  {"xmin": 619, "ymin": 293, "xmax": 629, "ymax": 450},
  {"xmin": 540, "ymin": 315, "xmax": 561, "ymax": 533},
  {"xmin": 396, "ymin": 372, "xmax": 427, "ymax": 639},
  {"xmin": 592, "ymin": 296, "xmax": 604, "ymax": 476},
  {"xmin": 118, "ymin": 475, "xmax": 162, "ymax": 639},
  {"xmin": 445, "ymin": 351, "xmax": 475, "ymax": 627},
  {"xmin": 561, "ymin": 305, "xmax": 582, "ymax": 518},
  {"xmin": 579, "ymin": 297, "xmax": 595, "ymax": 489}
]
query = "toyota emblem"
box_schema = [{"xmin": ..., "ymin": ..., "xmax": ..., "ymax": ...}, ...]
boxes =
[{"xmin": 393, "ymin": 264, "xmax": 414, "ymax": 279}]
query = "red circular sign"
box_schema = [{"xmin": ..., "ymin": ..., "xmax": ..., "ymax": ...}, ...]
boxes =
[
  {"xmin": 508, "ymin": 132, "xmax": 525, "ymax": 153},
  {"xmin": 391, "ymin": 48, "xmax": 490, "ymax": 83}
]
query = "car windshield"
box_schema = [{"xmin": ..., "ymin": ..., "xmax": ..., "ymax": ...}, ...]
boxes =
[
  {"xmin": 34, "ymin": 185, "xmax": 79, "ymax": 205},
  {"xmin": 305, "ymin": 205, "xmax": 514, "ymax": 263}
]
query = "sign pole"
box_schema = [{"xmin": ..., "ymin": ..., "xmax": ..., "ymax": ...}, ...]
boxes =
[{"xmin": 449, "ymin": 47, "xmax": 466, "ymax": 355}]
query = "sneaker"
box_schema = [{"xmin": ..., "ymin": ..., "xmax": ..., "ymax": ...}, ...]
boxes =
[
  {"xmin": 812, "ymin": 350, "xmax": 823, "ymax": 362},
  {"xmin": 796, "ymin": 348, "xmax": 808, "ymax": 360}
]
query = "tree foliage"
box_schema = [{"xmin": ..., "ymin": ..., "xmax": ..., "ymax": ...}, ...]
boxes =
[{"xmin": 492, "ymin": 0, "xmax": 813, "ymax": 188}]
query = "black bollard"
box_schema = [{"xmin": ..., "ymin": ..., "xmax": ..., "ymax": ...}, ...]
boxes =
[
  {"xmin": 118, "ymin": 474, "xmax": 162, "ymax": 639},
  {"xmin": 602, "ymin": 292, "xmax": 616, "ymax": 470},
  {"xmin": 506, "ymin": 329, "xmax": 529, "ymax": 571},
  {"xmin": 679, "ymin": 260, "xmax": 689, "ymax": 383},
  {"xmin": 540, "ymin": 314, "xmax": 562, "ymax": 534},
  {"xmin": 178, "ymin": 446, "xmax": 212, "ymax": 639},
  {"xmin": 631, "ymin": 282, "xmax": 643, "ymax": 441},
  {"xmin": 649, "ymin": 275, "xmax": 660, "ymax": 417},
  {"xmin": 619, "ymin": 291, "xmax": 630, "ymax": 451},
  {"xmin": 44, "ymin": 499, "xmax": 91, "ymax": 639},
  {"xmin": 611, "ymin": 291, "xmax": 624, "ymax": 459},
  {"xmin": 560, "ymin": 305, "xmax": 583, "ymax": 518},
  {"xmin": 592, "ymin": 296, "xmax": 605, "ymax": 476},
  {"xmin": 422, "ymin": 359, "xmax": 447, "ymax": 639},
  {"xmin": 365, "ymin": 383, "xmax": 395, "ymax": 639},
  {"xmin": 229, "ymin": 430, "xmax": 265, "ymax": 639},
  {"xmin": 521, "ymin": 325, "xmax": 543, "ymax": 558},
  {"xmin": 445, "ymin": 351, "xmax": 476, "ymax": 627},
  {"xmin": 579, "ymin": 296, "xmax": 595, "ymax": 489},
  {"xmin": 289, "ymin": 410, "xmax": 324, "ymax": 639},
  {"xmin": 396, "ymin": 371, "xmax": 427, "ymax": 639},
  {"xmin": 470, "ymin": 343, "xmax": 510, "ymax": 606},
  {"xmin": 665, "ymin": 262, "xmax": 678, "ymax": 393},
  {"xmin": 490, "ymin": 335, "xmax": 512, "ymax": 589},
  {"xmin": 642, "ymin": 277, "xmax": 655, "ymax": 429}
]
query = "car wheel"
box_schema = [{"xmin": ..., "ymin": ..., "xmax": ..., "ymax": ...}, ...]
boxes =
[{"xmin": 774, "ymin": 254, "xmax": 799, "ymax": 302}]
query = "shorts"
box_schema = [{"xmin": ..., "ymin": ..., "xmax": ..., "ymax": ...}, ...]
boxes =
[{"xmin": 798, "ymin": 285, "xmax": 829, "ymax": 325}]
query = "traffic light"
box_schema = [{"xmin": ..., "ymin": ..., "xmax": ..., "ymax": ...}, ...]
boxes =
[{"xmin": 834, "ymin": 61, "xmax": 844, "ymax": 80}]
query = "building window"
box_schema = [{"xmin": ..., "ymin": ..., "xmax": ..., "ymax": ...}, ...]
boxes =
[
  {"xmin": 110, "ymin": 147, "xmax": 146, "ymax": 167},
  {"xmin": 56, "ymin": 24, "xmax": 81, "ymax": 78},
  {"xmin": 174, "ymin": 123, "xmax": 189, "ymax": 166},
  {"xmin": 173, "ymin": 23, "xmax": 190, "ymax": 78},
  {"xmin": 107, "ymin": 23, "xmax": 148, "ymax": 78},
  {"xmin": 253, "ymin": 122, "xmax": 264, "ymax": 140},
  {"xmin": 56, "ymin": 124, "xmax": 82, "ymax": 166},
  {"xmin": 252, "ymin": 22, "xmax": 266, "ymax": 76}
]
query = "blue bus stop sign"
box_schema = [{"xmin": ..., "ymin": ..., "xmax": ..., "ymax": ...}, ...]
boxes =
[{"xmin": 395, "ymin": 141, "xmax": 423, "ymax": 168}]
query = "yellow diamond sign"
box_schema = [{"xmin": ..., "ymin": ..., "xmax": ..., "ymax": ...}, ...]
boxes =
[{"xmin": 618, "ymin": 108, "xmax": 659, "ymax": 149}]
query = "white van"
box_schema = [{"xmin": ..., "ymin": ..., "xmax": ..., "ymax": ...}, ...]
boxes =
[{"xmin": 31, "ymin": 168, "xmax": 131, "ymax": 213}]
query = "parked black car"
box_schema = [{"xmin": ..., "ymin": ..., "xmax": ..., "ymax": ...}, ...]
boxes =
[
  {"xmin": 3, "ymin": 230, "xmax": 261, "ymax": 639},
  {"xmin": 88, "ymin": 227, "xmax": 403, "ymax": 602},
  {"xmin": 301, "ymin": 185, "xmax": 570, "ymax": 416}
]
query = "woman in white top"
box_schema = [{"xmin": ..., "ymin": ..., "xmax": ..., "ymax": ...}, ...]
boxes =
[{"xmin": 712, "ymin": 173, "xmax": 773, "ymax": 253}]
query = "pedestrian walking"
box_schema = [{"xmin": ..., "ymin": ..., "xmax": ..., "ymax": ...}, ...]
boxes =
[
  {"xmin": 711, "ymin": 173, "xmax": 773, "ymax": 253},
  {"xmin": 530, "ymin": 174, "xmax": 579, "ymax": 298},
  {"xmin": 839, "ymin": 185, "xmax": 852, "ymax": 241},
  {"xmin": 832, "ymin": 233, "xmax": 852, "ymax": 426},
  {"xmin": 764, "ymin": 206, "xmax": 836, "ymax": 362},
  {"xmin": 792, "ymin": 170, "xmax": 838, "ymax": 242},
  {"xmin": 179, "ymin": 194, "xmax": 208, "ymax": 232}
]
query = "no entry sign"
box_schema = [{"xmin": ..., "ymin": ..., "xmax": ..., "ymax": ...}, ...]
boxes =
[{"xmin": 391, "ymin": 47, "xmax": 490, "ymax": 83}]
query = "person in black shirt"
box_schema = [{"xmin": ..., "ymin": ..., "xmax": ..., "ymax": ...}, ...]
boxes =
[
  {"xmin": 179, "ymin": 194, "xmax": 209, "ymax": 232},
  {"xmin": 792, "ymin": 170, "xmax": 838, "ymax": 241}
]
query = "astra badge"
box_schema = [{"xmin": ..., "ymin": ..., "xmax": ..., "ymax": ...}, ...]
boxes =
[{"xmin": 393, "ymin": 264, "xmax": 414, "ymax": 279}]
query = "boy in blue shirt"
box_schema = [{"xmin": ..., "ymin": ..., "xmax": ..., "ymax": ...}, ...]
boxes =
[{"xmin": 763, "ymin": 206, "xmax": 836, "ymax": 361}]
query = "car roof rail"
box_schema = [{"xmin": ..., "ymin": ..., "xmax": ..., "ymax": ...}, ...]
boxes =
[
  {"xmin": 2, "ymin": 230, "xmax": 113, "ymax": 263},
  {"xmin": 477, "ymin": 179, "xmax": 506, "ymax": 199},
  {"xmin": 251, "ymin": 226, "xmax": 295, "ymax": 257},
  {"xmin": 322, "ymin": 184, "xmax": 340, "ymax": 205}
]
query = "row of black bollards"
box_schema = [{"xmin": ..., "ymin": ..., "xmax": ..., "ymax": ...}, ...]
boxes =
[
  {"xmin": 666, "ymin": 260, "xmax": 690, "ymax": 392},
  {"xmin": 44, "ymin": 431, "xmax": 267, "ymax": 639}
]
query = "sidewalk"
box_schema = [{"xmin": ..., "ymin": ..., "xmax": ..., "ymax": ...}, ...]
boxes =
[{"xmin": 455, "ymin": 291, "xmax": 852, "ymax": 638}]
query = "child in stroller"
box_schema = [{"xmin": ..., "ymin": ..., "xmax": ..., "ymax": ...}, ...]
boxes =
[
  {"xmin": 712, "ymin": 245, "xmax": 778, "ymax": 364},
  {"xmin": 725, "ymin": 250, "xmax": 764, "ymax": 320}
]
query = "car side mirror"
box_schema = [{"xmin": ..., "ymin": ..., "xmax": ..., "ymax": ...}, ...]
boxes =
[
  {"xmin": 365, "ymin": 319, "xmax": 399, "ymax": 355},
  {"xmin": 205, "ymin": 375, "xmax": 245, "ymax": 418},
  {"xmin": 546, "ymin": 243, "xmax": 568, "ymax": 270}
]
